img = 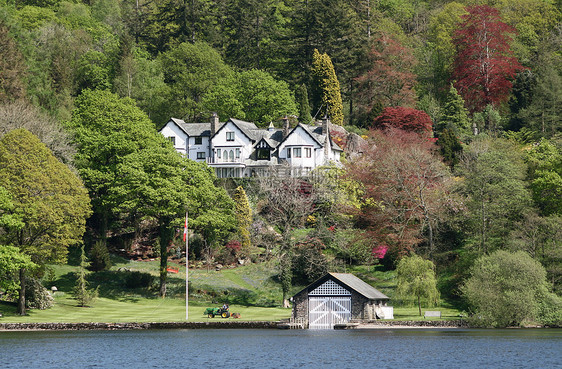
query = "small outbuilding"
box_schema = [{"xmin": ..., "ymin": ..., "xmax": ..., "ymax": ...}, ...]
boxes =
[{"xmin": 292, "ymin": 273, "xmax": 393, "ymax": 329}]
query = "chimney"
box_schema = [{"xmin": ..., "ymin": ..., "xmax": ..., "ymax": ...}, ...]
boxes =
[
  {"xmin": 323, "ymin": 115, "xmax": 330, "ymax": 159},
  {"xmin": 210, "ymin": 112, "xmax": 219, "ymax": 136},
  {"xmin": 322, "ymin": 115, "xmax": 330, "ymax": 136},
  {"xmin": 282, "ymin": 115, "xmax": 290, "ymax": 138}
]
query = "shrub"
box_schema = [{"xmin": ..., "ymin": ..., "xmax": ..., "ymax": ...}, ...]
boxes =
[
  {"xmin": 25, "ymin": 278, "xmax": 54, "ymax": 310},
  {"xmin": 462, "ymin": 250, "xmax": 557, "ymax": 327},
  {"xmin": 124, "ymin": 271, "xmax": 153, "ymax": 289}
]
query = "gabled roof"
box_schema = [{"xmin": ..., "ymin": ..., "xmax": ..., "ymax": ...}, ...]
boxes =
[
  {"xmin": 293, "ymin": 272, "xmax": 389, "ymax": 300},
  {"xmin": 168, "ymin": 118, "xmax": 223, "ymax": 137},
  {"xmin": 212, "ymin": 118, "xmax": 258, "ymax": 141},
  {"xmin": 279, "ymin": 123, "xmax": 343, "ymax": 152},
  {"xmin": 279, "ymin": 123, "xmax": 324, "ymax": 147}
]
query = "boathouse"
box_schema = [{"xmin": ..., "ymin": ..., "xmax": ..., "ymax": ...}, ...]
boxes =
[{"xmin": 291, "ymin": 273, "xmax": 393, "ymax": 329}]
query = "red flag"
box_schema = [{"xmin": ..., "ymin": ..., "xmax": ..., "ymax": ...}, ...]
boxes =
[{"xmin": 183, "ymin": 214, "xmax": 188, "ymax": 242}]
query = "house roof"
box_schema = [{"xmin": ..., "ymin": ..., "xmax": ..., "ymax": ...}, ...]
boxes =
[
  {"xmin": 278, "ymin": 123, "xmax": 343, "ymax": 152},
  {"xmin": 212, "ymin": 118, "xmax": 258, "ymax": 141},
  {"xmin": 167, "ymin": 117, "xmax": 342, "ymax": 151},
  {"xmin": 293, "ymin": 272, "xmax": 389, "ymax": 300},
  {"xmin": 169, "ymin": 118, "xmax": 224, "ymax": 137}
]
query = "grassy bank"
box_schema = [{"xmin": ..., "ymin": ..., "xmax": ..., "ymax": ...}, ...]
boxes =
[{"xmin": 0, "ymin": 257, "xmax": 463, "ymax": 323}]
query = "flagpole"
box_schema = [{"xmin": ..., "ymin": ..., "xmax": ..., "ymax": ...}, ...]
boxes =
[{"xmin": 185, "ymin": 211, "xmax": 189, "ymax": 320}]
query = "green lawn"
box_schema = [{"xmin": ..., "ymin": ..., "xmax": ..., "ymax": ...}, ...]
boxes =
[
  {"xmin": 0, "ymin": 258, "xmax": 462, "ymax": 324},
  {"xmin": 0, "ymin": 295, "xmax": 291, "ymax": 323}
]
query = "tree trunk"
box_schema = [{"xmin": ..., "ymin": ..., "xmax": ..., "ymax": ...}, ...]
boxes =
[
  {"xmin": 17, "ymin": 268, "xmax": 26, "ymax": 315},
  {"xmin": 159, "ymin": 220, "xmax": 174, "ymax": 298},
  {"xmin": 418, "ymin": 294, "xmax": 422, "ymax": 316}
]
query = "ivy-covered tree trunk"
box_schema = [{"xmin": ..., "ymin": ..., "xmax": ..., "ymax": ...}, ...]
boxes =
[
  {"xmin": 17, "ymin": 268, "xmax": 26, "ymax": 315},
  {"xmin": 159, "ymin": 220, "xmax": 174, "ymax": 298}
]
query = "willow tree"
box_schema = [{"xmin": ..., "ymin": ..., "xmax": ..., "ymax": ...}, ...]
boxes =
[
  {"xmin": 0, "ymin": 129, "xmax": 91, "ymax": 315},
  {"xmin": 396, "ymin": 254, "xmax": 440, "ymax": 316},
  {"xmin": 311, "ymin": 49, "xmax": 344, "ymax": 125}
]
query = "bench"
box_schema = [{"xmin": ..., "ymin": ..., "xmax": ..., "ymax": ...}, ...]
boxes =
[{"xmin": 424, "ymin": 311, "xmax": 441, "ymax": 319}]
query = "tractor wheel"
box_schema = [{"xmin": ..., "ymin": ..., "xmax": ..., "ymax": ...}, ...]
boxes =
[
  {"xmin": 208, "ymin": 313, "xmax": 214, "ymax": 318},
  {"xmin": 221, "ymin": 312, "xmax": 230, "ymax": 318}
]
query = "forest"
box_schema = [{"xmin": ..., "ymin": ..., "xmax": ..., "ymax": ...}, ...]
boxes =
[{"xmin": 0, "ymin": 0, "xmax": 561, "ymax": 327}]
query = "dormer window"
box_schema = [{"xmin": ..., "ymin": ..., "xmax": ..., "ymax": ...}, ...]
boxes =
[
  {"xmin": 257, "ymin": 149, "xmax": 270, "ymax": 160},
  {"xmin": 194, "ymin": 136, "xmax": 202, "ymax": 145},
  {"xmin": 226, "ymin": 132, "xmax": 234, "ymax": 141}
]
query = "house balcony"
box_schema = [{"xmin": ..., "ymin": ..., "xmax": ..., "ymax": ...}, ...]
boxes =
[{"xmin": 206, "ymin": 157, "xmax": 245, "ymax": 167}]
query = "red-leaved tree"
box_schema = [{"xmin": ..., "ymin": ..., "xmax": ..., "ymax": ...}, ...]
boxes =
[
  {"xmin": 345, "ymin": 128, "xmax": 454, "ymax": 260},
  {"xmin": 452, "ymin": 5, "xmax": 524, "ymax": 113},
  {"xmin": 373, "ymin": 107, "xmax": 433, "ymax": 135}
]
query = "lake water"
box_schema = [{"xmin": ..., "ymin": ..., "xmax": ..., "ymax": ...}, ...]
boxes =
[{"xmin": 1, "ymin": 328, "xmax": 561, "ymax": 368}]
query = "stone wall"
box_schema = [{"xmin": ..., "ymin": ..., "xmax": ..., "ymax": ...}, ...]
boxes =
[
  {"xmin": 0, "ymin": 321, "xmax": 279, "ymax": 331},
  {"xmin": 292, "ymin": 290, "xmax": 308, "ymax": 322}
]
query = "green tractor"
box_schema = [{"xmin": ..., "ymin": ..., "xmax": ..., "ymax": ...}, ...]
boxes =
[{"xmin": 204, "ymin": 305, "xmax": 230, "ymax": 318}]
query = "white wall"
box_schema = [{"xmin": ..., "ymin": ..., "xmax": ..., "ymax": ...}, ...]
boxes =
[
  {"xmin": 211, "ymin": 121, "xmax": 253, "ymax": 163},
  {"xmin": 160, "ymin": 122, "xmax": 187, "ymax": 155},
  {"xmin": 278, "ymin": 126, "xmax": 321, "ymax": 172},
  {"xmin": 187, "ymin": 136, "xmax": 210, "ymax": 162}
]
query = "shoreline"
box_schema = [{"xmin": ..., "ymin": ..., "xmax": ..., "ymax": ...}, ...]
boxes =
[{"xmin": 0, "ymin": 320, "xmax": 470, "ymax": 331}]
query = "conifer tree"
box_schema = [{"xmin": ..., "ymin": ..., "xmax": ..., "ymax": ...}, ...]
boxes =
[
  {"xmin": 311, "ymin": 49, "xmax": 344, "ymax": 125},
  {"xmin": 74, "ymin": 245, "xmax": 98, "ymax": 307},
  {"xmin": 89, "ymin": 240, "xmax": 111, "ymax": 272},
  {"xmin": 438, "ymin": 84, "xmax": 470, "ymax": 136},
  {"xmin": 438, "ymin": 128, "xmax": 463, "ymax": 169},
  {"xmin": 233, "ymin": 186, "xmax": 252, "ymax": 255},
  {"xmin": 296, "ymin": 84, "xmax": 312, "ymax": 124}
]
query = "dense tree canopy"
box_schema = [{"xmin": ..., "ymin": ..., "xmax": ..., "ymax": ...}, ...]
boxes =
[
  {"xmin": 462, "ymin": 250, "xmax": 561, "ymax": 327},
  {"xmin": 0, "ymin": 128, "xmax": 91, "ymax": 314}
]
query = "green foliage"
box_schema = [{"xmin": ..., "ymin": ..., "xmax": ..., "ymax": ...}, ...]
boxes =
[
  {"xmin": 0, "ymin": 128, "xmax": 91, "ymax": 264},
  {"xmin": 438, "ymin": 84, "xmax": 470, "ymax": 136},
  {"xmin": 508, "ymin": 212, "xmax": 562, "ymax": 295},
  {"xmin": 158, "ymin": 41, "xmax": 234, "ymax": 122},
  {"xmin": 396, "ymin": 254, "xmax": 439, "ymax": 316},
  {"xmin": 438, "ymin": 128, "xmax": 463, "ymax": 168},
  {"xmin": 74, "ymin": 245, "xmax": 98, "ymax": 307},
  {"xmin": 0, "ymin": 19, "xmax": 27, "ymax": 102},
  {"xmin": 183, "ymin": 160, "xmax": 236, "ymax": 248},
  {"xmin": 526, "ymin": 139, "xmax": 562, "ymax": 216},
  {"xmin": 233, "ymin": 186, "xmax": 252, "ymax": 254},
  {"xmin": 235, "ymin": 69, "xmax": 297, "ymax": 125},
  {"xmin": 88, "ymin": 240, "xmax": 111, "ymax": 272},
  {"xmin": 311, "ymin": 49, "xmax": 343, "ymax": 125},
  {"xmin": 456, "ymin": 138, "xmax": 532, "ymax": 254},
  {"xmin": 473, "ymin": 105, "xmax": 503, "ymax": 134},
  {"xmin": 462, "ymin": 250, "xmax": 560, "ymax": 327},
  {"xmin": 296, "ymin": 84, "xmax": 312, "ymax": 124},
  {"xmin": 124, "ymin": 271, "xmax": 153, "ymax": 289},
  {"xmin": 24, "ymin": 278, "xmax": 54, "ymax": 310},
  {"xmin": 291, "ymin": 238, "xmax": 328, "ymax": 285},
  {"xmin": 0, "ymin": 245, "xmax": 37, "ymax": 298}
]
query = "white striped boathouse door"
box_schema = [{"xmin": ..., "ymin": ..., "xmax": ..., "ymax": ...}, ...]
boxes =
[{"xmin": 308, "ymin": 280, "xmax": 351, "ymax": 329}]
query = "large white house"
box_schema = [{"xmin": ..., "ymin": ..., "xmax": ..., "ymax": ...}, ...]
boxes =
[{"xmin": 160, "ymin": 114, "xmax": 343, "ymax": 178}]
